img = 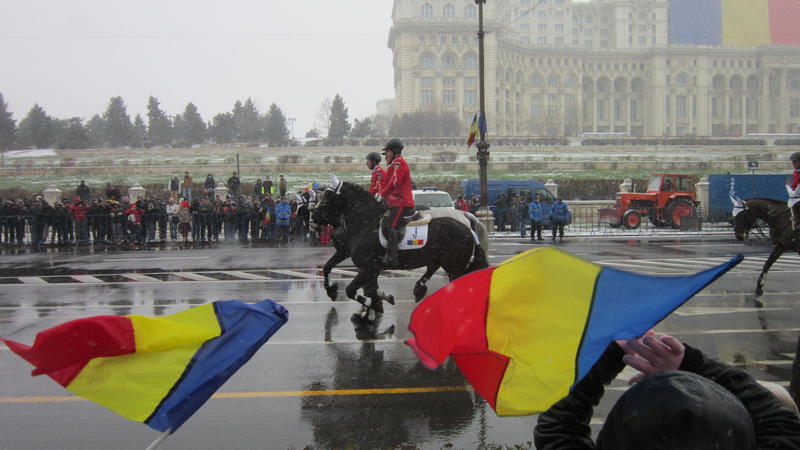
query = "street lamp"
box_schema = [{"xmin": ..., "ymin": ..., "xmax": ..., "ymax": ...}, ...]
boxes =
[
  {"xmin": 475, "ymin": 0, "xmax": 494, "ymax": 231},
  {"xmin": 288, "ymin": 117, "xmax": 296, "ymax": 140}
]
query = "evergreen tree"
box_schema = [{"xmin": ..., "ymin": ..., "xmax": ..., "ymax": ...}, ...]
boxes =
[
  {"xmin": 263, "ymin": 103, "xmax": 289, "ymax": 147},
  {"xmin": 54, "ymin": 117, "xmax": 91, "ymax": 149},
  {"xmin": 208, "ymin": 112, "xmax": 235, "ymax": 144},
  {"xmin": 0, "ymin": 93, "xmax": 17, "ymax": 150},
  {"xmin": 305, "ymin": 128, "xmax": 321, "ymax": 138},
  {"xmin": 103, "ymin": 96, "xmax": 133, "ymax": 148},
  {"xmin": 232, "ymin": 98, "xmax": 261, "ymax": 143},
  {"xmin": 350, "ymin": 117, "xmax": 374, "ymax": 138},
  {"xmin": 181, "ymin": 102, "xmax": 206, "ymax": 145},
  {"xmin": 17, "ymin": 104, "xmax": 55, "ymax": 149},
  {"xmin": 146, "ymin": 96, "xmax": 172, "ymax": 147},
  {"xmin": 327, "ymin": 94, "xmax": 351, "ymax": 140},
  {"xmin": 86, "ymin": 114, "xmax": 108, "ymax": 147},
  {"xmin": 131, "ymin": 114, "xmax": 146, "ymax": 148}
]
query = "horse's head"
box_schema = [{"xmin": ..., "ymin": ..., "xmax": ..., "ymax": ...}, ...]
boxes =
[
  {"xmin": 731, "ymin": 196, "xmax": 754, "ymax": 241},
  {"xmin": 311, "ymin": 176, "xmax": 346, "ymax": 227}
]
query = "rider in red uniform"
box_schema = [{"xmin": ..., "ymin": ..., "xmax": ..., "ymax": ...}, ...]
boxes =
[
  {"xmin": 377, "ymin": 139, "xmax": 414, "ymax": 267},
  {"xmin": 366, "ymin": 152, "xmax": 385, "ymax": 195},
  {"xmin": 790, "ymin": 152, "xmax": 800, "ymax": 240}
]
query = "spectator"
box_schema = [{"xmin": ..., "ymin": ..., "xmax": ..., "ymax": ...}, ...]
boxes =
[
  {"xmin": 168, "ymin": 176, "xmax": 180, "ymax": 201},
  {"xmin": 71, "ymin": 198, "xmax": 89, "ymax": 244},
  {"xmin": 123, "ymin": 202, "xmax": 143, "ymax": 245},
  {"xmin": 221, "ymin": 199, "xmax": 237, "ymax": 242},
  {"xmin": 182, "ymin": 172, "xmax": 193, "ymax": 202},
  {"xmin": 275, "ymin": 196, "xmax": 291, "ymax": 246},
  {"xmin": 104, "ymin": 183, "xmax": 120, "ymax": 201},
  {"xmin": 204, "ymin": 174, "xmax": 216, "ymax": 198},
  {"xmin": 278, "ymin": 174, "xmax": 287, "ymax": 198},
  {"xmin": 495, "ymin": 193, "xmax": 509, "ymax": 232},
  {"xmin": 76, "ymin": 180, "xmax": 91, "ymax": 202},
  {"xmin": 469, "ymin": 194, "xmax": 479, "ymax": 214},
  {"xmin": 549, "ymin": 198, "xmax": 571, "ymax": 243},
  {"xmin": 166, "ymin": 198, "xmax": 179, "ymax": 240},
  {"xmin": 516, "ymin": 194, "xmax": 529, "ymax": 238},
  {"xmin": 534, "ymin": 333, "xmax": 800, "ymax": 449},
  {"xmin": 177, "ymin": 202, "xmax": 192, "ymax": 243},
  {"xmin": 528, "ymin": 194, "xmax": 545, "ymax": 242},
  {"xmin": 227, "ymin": 172, "xmax": 240, "ymax": 196},
  {"xmin": 253, "ymin": 179, "xmax": 265, "ymax": 199},
  {"xmin": 455, "ymin": 195, "xmax": 470, "ymax": 212},
  {"xmin": 109, "ymin": 202, "xmax": 124, "ymax": 243},
  {"xmin": 264, "ymin": 176, "xmax": 275, "ymax": 196}
]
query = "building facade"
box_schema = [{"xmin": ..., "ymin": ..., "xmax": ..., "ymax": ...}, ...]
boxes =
[{"xmin": 388, "ymin": 0, "xmax": 800, "ymax": 137}]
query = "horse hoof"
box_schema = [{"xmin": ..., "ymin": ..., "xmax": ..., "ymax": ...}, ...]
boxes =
[
  {"xmin": 414, "ymin": 285, "xmax": 427, "ymax": 303},
  {"xmin": 384, "ymin": 295, "xmax": 395, "ymax": 306},
  {"xmin": 325, "ymin": 284, "xmax": 339, "ymax": 301},
  {"xmin": 356, "ymin": 295, "xmax": 372, "ymax": 308}
]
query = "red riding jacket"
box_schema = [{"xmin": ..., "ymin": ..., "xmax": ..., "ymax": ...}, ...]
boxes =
[
  {"xmin": 379, "ymin": 155, "xmax": 414, "ymax": 208},
  {"xmin": 792, "ymin": 170, "xmax": 800, "ymax": 190},
  {"xmin": 368, "ymin": 165, "xmax": 386, "ymax": 195}
]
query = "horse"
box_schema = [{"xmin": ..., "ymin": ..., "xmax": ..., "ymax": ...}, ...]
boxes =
[
  {"xmin": 312, "ymin": 179, "xmax": 489, "ymax": 319},
  {"xmin": 732, "ymin": 197, "xmax": 799, "ymax": 302}
]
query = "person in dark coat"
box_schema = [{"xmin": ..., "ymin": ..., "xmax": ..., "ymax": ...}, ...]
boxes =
[
  {"xmin": 204, "ymin": 173, "xmax": 216, "ymax": 198},
  {"xmin": 76, "ymin": 180, "xmax": 91, "ymax": 202},
  {"xmin": 534, "ymin": 333, "xmax": 800, "ymax": 450},
  {"xmin": 528, "ymin": 194, "xmax": 545, "ymax": 242},
  {"xmin": 227, "ymin": 172, "xmax": 240, "ymax": 196}
]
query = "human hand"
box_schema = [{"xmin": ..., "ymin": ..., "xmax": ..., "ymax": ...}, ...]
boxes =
[
  {"xmin": 375, "ymin": 193, "xmax": 383, "ymax": 203},
  {"xmin": 619, "ymin": 333, "xmax": 685, "ymax": 385}
]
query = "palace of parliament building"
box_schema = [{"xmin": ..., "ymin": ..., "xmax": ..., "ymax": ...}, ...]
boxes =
[{"xmin": 387, "ymin": 0, "xmax": 800, "ymax": 137}]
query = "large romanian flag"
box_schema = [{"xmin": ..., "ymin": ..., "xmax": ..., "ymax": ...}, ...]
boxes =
[
  {"xmin": 670, "ymin": 0, "xmax": 800, "ymax": 46},
  {"xmin": 406, "ymin": 248, "xmax": 742, "ymax": 416},
  {"xmin": 3, "ymin": 299, "xmax": 288, "ymax": 432}
]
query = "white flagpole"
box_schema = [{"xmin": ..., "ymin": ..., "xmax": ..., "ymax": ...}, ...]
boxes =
[{"xmin": 144, "ymin": 429, "xmax": 172, "ymax": 450}]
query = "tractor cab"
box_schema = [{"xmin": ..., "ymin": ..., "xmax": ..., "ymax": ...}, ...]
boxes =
[{"xmin": 599, "ymin": 174, "xmax": 698, "ymax": 230}]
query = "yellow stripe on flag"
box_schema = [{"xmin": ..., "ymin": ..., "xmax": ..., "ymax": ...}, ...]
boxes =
[
  {"xmin": 722, "ymin": 0, "xmax": 770, "ymax": 46},
  {"xmin": 67, "ymin": 304, "xmax": 222, "ymax": 422},
  {"xmin": 486, "ymin": 248, "xmax": 600, "ymax": 415}
]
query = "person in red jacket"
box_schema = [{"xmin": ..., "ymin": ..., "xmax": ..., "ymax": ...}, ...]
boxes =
[
  {"xmin": 366, "ymin": 152, "xmax": 385, "ymax": 195},
  {"xmin": 789, "ymin": 152, "xmax": 800, "ymax": 239},
  {"xmin": 377, "ymin": 139, "xmax": 414, "ymax": 267}
]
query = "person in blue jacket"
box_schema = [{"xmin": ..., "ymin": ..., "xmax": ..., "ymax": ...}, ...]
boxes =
[
  {"xmin": 549, "ymin": 198, "xmax": 571, "ymax": 243},
  {"xmin": 528, "ymin": 194, "xmax": 545, "ymax": 242},
  {"xmin": 274, "ymin": 196, "xmax": 292, "ymax": 246}
]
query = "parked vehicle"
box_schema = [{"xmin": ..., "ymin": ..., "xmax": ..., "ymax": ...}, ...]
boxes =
[
  {"xmin": 707, "ymin": 173, "xmax": 791, "ymax": 221},
  {"xmin": 413, "ymin": 188, "xmax": 454, "ymax": 210},
  {"xmin": 460, "ymin": 179, "xmax": 556, "ymax": 207},
  {"xmin": 599, "ymin": 174, "xmax": 698, "ymax": 229}
]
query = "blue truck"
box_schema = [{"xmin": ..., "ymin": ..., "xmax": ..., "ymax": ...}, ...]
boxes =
[
  {"xmin": 707, "ymin": 173, "xmax": 793, "ymax": 220},
  {"xmin": 460, "ymin": 179, "xmax": 557, "ymax": 228}
]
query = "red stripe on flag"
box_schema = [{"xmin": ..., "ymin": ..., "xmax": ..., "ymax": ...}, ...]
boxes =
[
  {"xmin": 2, "ymin": 316, "xmax": 135, "ymax": 387},
  {"xmin": 769, "ymin": 0, "xmax": 800, "ymax": 45},
  {"xmin": 453, "ymin": 349, "xmax": 510, "ymax": 410}
]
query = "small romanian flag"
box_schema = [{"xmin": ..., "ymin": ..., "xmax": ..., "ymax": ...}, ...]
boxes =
[
  {"xmin": 406, "ymin": 239, "xmax": 425, "ymax": 245},
  {"xmin": 3, "ymin": 299, "xmax": 288, "ymax": 432},
  {"xmin": 406, "ymin": 248, "xmax": 741, "ymax": 416},
  {"xmin": 466, "ymin": 113, "xmax": 479, "ymax": 149}
]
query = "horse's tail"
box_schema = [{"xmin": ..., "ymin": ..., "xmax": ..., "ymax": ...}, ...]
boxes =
[{"xmin": 463, "ymin": 212, "xmax": 490, "ymax": 272}]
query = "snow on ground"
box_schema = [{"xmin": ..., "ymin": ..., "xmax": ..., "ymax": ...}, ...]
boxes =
[{"xmin": 3, "ymin": 149, "xmax": 57, "ymax": 158}]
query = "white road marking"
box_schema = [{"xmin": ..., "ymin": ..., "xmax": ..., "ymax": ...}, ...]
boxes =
[
  {"xmin": 674, "ymin": 307, "xmax": 789, "ymax": 316},
  {"xmin": 176, "ymin": 272, "xmax": 218, "ymax": 282},
  {"xmin": 221, "ymin": 271, "xmax": 271, "ymax": 280},
  {"xmin": 70, "ymin": 275, "xmax": 105, "ymax": 283},
  {"xmin": 122, "ymin": 273, "xmax": 163, "ymax": 282},
  {"xmin": 102, "ymin": 256, "xmax": 210, "ymax": 262},
  {"xmin": 269, "ymin": 269, "xmax": 323, "ymax": 279},
  {"xmin": 17, "ymin": 277, "xmax": 48, "ymax": 285}
]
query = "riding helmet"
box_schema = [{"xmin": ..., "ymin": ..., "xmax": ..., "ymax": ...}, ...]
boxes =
[
  {"xmin": 366, "ymin": 151, "xmax": 381, "ymax": 163},
  {"xmin": 790, "ymin": 151, "xmax": 800, "ymax": 162},
  {"xmin": 381, "ymin": 138, "xmax": 404, "ymax": 154}
]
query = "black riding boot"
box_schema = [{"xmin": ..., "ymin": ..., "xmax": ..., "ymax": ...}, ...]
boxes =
[{"xmin": 383, "ymin": 227, "xmax": 400, "ymax": 267}]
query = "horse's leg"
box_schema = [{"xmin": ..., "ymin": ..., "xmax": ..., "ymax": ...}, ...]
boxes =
[
  {"xmin": 754, "ymin": 245, "xmax": 784, "ymax": 300},
  {"xmin": 359, "ymin": 270, "xmax": 384, "ymax": 321},
  {"xmin": 322, "ymin": 248, "xmax": 348, "ymax": 301},
  {"xmin": 414, "ymin": 265, "xmax": 439, "ymax": 303}
]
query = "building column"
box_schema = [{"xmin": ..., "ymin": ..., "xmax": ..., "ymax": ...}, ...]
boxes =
[
  {"xmin": 741, "ymin": 96, "xmax": 747, "ymax": 136},
  {"xmin": 779, "ymin": 71, "xmax": 788, "ymax": 133},
  {"xmin": 760, "ymin": 73, "xmax": 769, "ymax": 132}
]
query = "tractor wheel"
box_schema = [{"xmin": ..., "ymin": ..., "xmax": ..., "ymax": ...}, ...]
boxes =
[
  {"xmin": 648, "ymin": 207, "xmax": 667, "ymax": 227},
  {"xmin": 622, "ymin": 210, "xmax": 641, "ymax": 230},
  {"xmin": 667, "ymin": 199, "xmax": 696, "ymax": 229}
]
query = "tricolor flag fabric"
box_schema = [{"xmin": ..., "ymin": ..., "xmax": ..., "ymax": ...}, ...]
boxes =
[
  {"xmin": 3, "ymin": 299, "xmax": 288, "ymax": 432},
  {"xmin": 407, "ymin": 239, "xmax": 425, "ymax": 245},
  {"xmin": 406, "ymin": 248, "xmax": 742, "ymax": 416},
  {"xmin": 467, "ymin": 113, "xmax": 479, "ymax": 149},
  {"xmin": 670, "ymin": 0, "xmax": 800, "ymax": 47}
]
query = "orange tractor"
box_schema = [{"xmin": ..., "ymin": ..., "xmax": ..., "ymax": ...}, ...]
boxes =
[{"xmin": 599, "ymin": 174, "xmax": 698, "ymax": 229}]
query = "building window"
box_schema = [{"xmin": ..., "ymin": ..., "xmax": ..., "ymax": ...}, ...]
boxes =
[
  {"xmin": 532, "ymin": 104, "xmax": 541, "ymax": 118},
  {"xmin": 532, "ymin": 74, "xmax": 543, "ymax": 87},
  {"xmin": 443, "ymin": 54, "xmax": 455, "ymax": 68},
  {"xmin": 548, "ymin": 74, "xmax": 560, "ymax": 87},
  {"xmin": 597, "ymin": 100, "xmax": 605, "ymax": 120},
  {"xmin": 422, "ymin": 3, "xmax": 433, "ymax": 18},
  {"xmin": 538, "ymin": 24, "xmax": 547, "ymax": 32},
  {"xmin": 631, "ymin": 100, "xmax": 638, "ymax": 121},
  {"xmin": 465, "ymin": 4, "xmax": 476, "ymax": 18},
  {"xmin": 465, "ymin": 90, "xmax": 477, "ymax": 105},
  {"xmin": 693, "ymin": 95, "xmax": 697, "ymax": 119},
  {"xmin": 555, "ymin": 37, "xmax": 564, "ymax": 45},
  {"xmin": 422, "ymin": 77, "xmax": 433, "ymax": 87},
  {"xmin": 548, "ymin": 104, "xmax": 559, "ymax": 118},
  {"xmin": 443, "ymin": 77, "xmax": 455, "ymax": 87},
  {"xmin": 676, "ymin": 95, "xmax": 686, "ymax": 119},
  {"xmin": 791, "ymin": 99, "xmax": 800, "ymax": 118},
  {"xmin": 443, "ymin": 3, "xmax": 455, "ymax": 19},
  {"xmin": 421, "ymin": 55, "xmax": 434, "ymax": 68},
  {"xmin": 614, "ymin": 100, "xmax": 621, "ymax": 121},
  {"xmin": 712, "ymin": 98, "xmax": 720, "ymax": 119},
  {"xmin": 548, "ymin": 93, "xmax": 558, "ymax": 102},
  {"xmin": 538, "ymin": 10, "xmax": 546, "ymax": 17},
  {"xmin": 665, "ymin": 95, "xmax": 671, "ymax": 118},
  {"xmin": 521, "ymin": 36, "xmax": 530, "ymax": 44},
  {"xmin": 464, "ymin": 54, "xmax": 477, "ymax": 68},
  {"xmin": 421, "ymin": 90, "xmax": 433, "ymax": 105},
  {"xmin": 443, "ymin": 90, "xmax": 455, "ymax": 105},
  {"xmin": 521, "ymin": 23, "xmax": 529, "ymax": 31},
  {"xmin": 465, "ymin": 77, "xmax": 477, "ymax": 87},
  {"xmin": 532, "ymin": 93, "xmax": 542, "ymax": 103},
  {"xmin": 538, "ymin": 37, "xmax": 547, "ymax": 44}
]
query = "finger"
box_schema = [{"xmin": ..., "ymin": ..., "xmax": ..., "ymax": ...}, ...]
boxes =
[
  {"xmin": 626, "ymin": 338, "xmax": 662, "ymax": 364},
  {"xmin": 629, "ymin": 373, "xmax": 647, "ymax": 385},
  {"xmin": 659, "ymin": 335, "xmax": 685, "ymax": 356},
  {"xmin": 643, "ymin": 329, "xmax": 656, "ymax": 337},
  {"xmin": 643, "ymin": 335, "xmax": 674, "ymax": 357},
  {"xmin": 623, "ymin": 354, "xmax": 655, "ymax": 374},
  {"xmin": 616, "ymin": 339, "xmax": 637, "ymax": 356}
]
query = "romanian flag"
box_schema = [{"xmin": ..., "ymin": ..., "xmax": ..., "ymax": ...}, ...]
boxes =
[
  {"xmin": 3, "ymin": 299, "xmax": 288, "ymax": 432},
  {"xmin": 407, "ymin": 239, "xmax": 425, "ymax": 245},
  {"xmin": 406, "ymin": 248, "xmax": 742, "ymax": 415},
  {"xmin": 669, "ymin": 0, "xmax": 800, "ymax": 46},
  {"xmin": 466, "ymin": 113, "xmax": 479, "ymax": 149}
]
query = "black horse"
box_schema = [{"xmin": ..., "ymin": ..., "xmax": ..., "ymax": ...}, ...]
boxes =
[
  {"xmin": 733, "ymin": 197, "xmax": 798, "ymax": 301},
  {"xmin": 312, "ymin": 180, "xmax": 489, "ymax": 318}
]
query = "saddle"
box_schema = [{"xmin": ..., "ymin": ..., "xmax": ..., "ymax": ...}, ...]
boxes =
[{"xmin": 378, "ymin": 212, "xmax": 431, "ymax": 250}]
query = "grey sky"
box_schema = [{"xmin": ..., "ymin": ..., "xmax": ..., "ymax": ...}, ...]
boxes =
[{"xmin": 0, "ymin": 0, "xmax": 395, "ymax": 137}]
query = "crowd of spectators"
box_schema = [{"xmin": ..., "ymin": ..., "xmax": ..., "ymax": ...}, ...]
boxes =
[{"xmin": 0, "ymin": 173, "xmax": 319, "ymax": 248}]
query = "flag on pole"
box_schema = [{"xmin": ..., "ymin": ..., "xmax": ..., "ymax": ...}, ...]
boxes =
[
  {"xmin": 406, "ymin": 248, "xmax": 742, "ymax": 416},
  {"xmin": 466, "ymin": 113, "xmax": 479, "ymax": 149},
  {"xmin": 478, "ymin": 111, "xmax": 487, "ymax": 137},
  {"xmin": 3, "ymin": 299, "xmax": 288, "ymax": 432}
]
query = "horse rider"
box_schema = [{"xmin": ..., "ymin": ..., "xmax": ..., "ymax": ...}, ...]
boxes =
[
  {"xmin": 366, "ymin": 152, "xmax": 385, "ymax": 195},
  {"xmin": 789, "ymin": 152, "xmax": 800, "ymax": 240},
  {"xmin": 376, "ymin": 138, "xmax": 414, "ymax": 267}
]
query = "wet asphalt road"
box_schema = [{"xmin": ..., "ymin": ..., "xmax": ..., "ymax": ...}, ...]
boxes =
[{"xmin": 0, "ymin": 237, "xmax": 798, "ymax": 449}]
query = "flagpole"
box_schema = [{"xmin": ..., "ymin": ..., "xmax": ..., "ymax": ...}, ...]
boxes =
[
  {"xmin": 475, "ymin": 0, "xmax": 494, "ymax": 232},
  {"xmin": 144, "ymin": 429, "xmax": 172, "ymax": 450}
]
